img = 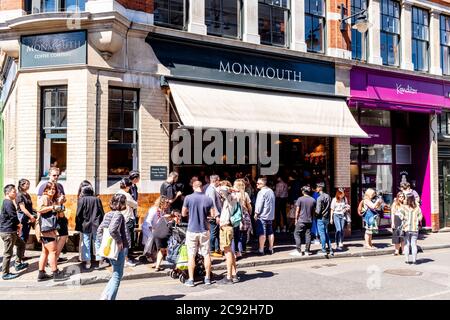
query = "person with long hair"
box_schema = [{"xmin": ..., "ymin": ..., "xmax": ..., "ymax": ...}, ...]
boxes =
[
  {"xmin": 16, "ymin": 179, "xmax": 36, "ymax": 246},
  {"xmin": 233, "ymin": 179, "xmax": 252, "ymax": 258},
  {"xmin": 358, "ymin": 188, "xmax": 383, "ymax": 250},
  {"xmin": 330, "ymin": 188, "xmax": 349, "ymax": 251},
  {"xmin": 98, "ymin": 194, "xmax": 130, "ymax": 299},
  {"xmin": 391, "ymin": 192, "xmax": 406, "ymax": 256},
  {"xmin": 36, "ymin": 182, "xmax": 70, "ymax": 282},
  {"xmin": 400, "ymin": 194, "xmax": 423, "ymax": 264},
  {"xmin": 77, "ymin": 180, "xmax": 92, "ymax": 198},
  {"xmin": 141, "ymin": 196, "xmax": 169, "ymax": 247},
  {"xmin": 75, "ymin": 184, "xmax": 105, "ymax": 270}
]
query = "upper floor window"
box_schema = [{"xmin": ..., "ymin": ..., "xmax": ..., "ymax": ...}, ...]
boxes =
[
  {"xmin": 438, "ymin": 112, "xmax": 450, "ymax": 136},
  {"xmin": 412, "ymin": 6, "xmax": 429, "ymax": 72},
  {"xmin": 440, "ymin": 15, "xmax": 450, "ymax": 75},
  {"xmin": 258, "ymin": 0, "xmax": 290, "ymax": 47},
  {"xmin": 351, "ymin": 0, "xmax": 367, "ymax": 60},
  {"xmin": 25, "ymin": 0, "xmax": 85, "ymax": 14},
  {"xmin": 154, "ymin": 0, "xmax": 186, "ymax": 30},
  {"xmin": 305, "ymin": 0, "xmax": 325, "ymax": 53},
  {"xmin": 205, "ymin": 0, "xmax": 240, "ymax": 38},
  {"xmin": 380, "ymin": 0, "xmax": 400, "ymax": 66}
]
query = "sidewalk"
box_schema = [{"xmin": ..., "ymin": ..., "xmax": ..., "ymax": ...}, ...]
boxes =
[{"xmin": 1, "ymin": 231, "xmax": 449, "ymax": 288}]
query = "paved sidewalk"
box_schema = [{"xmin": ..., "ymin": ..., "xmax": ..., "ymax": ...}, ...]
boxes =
[{"xmin": 0, "ymin": 231, "xmax": 449, "ymax": 289}]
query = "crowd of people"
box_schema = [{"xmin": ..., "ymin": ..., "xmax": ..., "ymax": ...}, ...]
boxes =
[{"xmin": 0, "ymin": 166, "xmax": 424, "ymax": 298}]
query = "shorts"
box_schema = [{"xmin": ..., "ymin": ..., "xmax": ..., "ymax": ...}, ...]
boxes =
[
  {"xmin": 256, "ymin": 219, "xmax": 274, "ymax": 237},
  {"xmin": 41, "ymin": 237, "xmax": 56, "ymax": 244},
  {"xmin": 56, "ymin": 217, "xmax": 69, "ymax": 236},
  {"xmin": 186, "ymin": 231, "xmax": 210, "ymax": 257},
  {"xmin": 154, "ymin": 237, "xmax": 170, "ymax": 250},
  {"xmin": 219, "ymin": 225, "xmax": 234, "ymax": 250}
]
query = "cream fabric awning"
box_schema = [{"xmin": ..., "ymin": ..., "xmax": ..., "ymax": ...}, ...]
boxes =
[{"xmin": 168, "ymin": 80, "xmax": 368, "ymax": 138}]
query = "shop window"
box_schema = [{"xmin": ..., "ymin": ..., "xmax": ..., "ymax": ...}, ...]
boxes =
[
  {"xmin": 305, "ymin": 0, "xmax": 325, "ymax": 53},
  {"xmin": 41, "ymin": 86, "xmax": 67, "ymax": 178},
  {"xmin": 205, "ymin": 0, "xmax": 240, "ymax": 38},
  {"xmin": 361, "ymin": 164, "xmax": 393, "ymax": 204},
  {"xmin": 412, "ymin": 6, "xmax": 429, "ymax": 72},
  {"xmin": 258, "ymin": 0, "xmax": 290, "ymax": 47},
  {"xmin": 360, "ymin": 109, "xmax": 391, "ymax": 127},
  {"xmin": 440, "ymin": 15, "xmax": 450, "ymax": 75},
  {"xmin": 361, "ymin": 144, "xmax": 392, "ymax": 164},
  {"xmin": 380, "ymin": 0, "xmax": 400, "ymax": 66},
  {"xmin": 108, "ymin": 87, "xmax": 139, "ymax": 178},
  {"xmin": 351, "ymin": 0, "xmax": 367, "ymax": 60},
  {"xmin": 154, "ymin": 0, "xmax": 187, "ymax": 30},
  {"xmin": 24, "ymin": 0, "xmax": 85, "ymax": 14},
  {"xmin": 438, "ymin": 112, "xmax": 450, "ymax": 136}
]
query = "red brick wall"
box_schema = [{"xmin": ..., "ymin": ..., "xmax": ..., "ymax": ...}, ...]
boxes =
[
  {"xmin": 116, "ymin": 0, "xmax": 154, "ymax": 13},
  {"xmin": 0, "ymin": 0, "xmax": 23, "ymax": 10},
  {"xmin": 327, "ymin": 0, "xmax": 352, "ymax": 52}
]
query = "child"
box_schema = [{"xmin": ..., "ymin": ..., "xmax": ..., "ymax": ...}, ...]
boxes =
[{"xmin": 0, "ymin": 184, "xmax": 29, "ymax": 280}]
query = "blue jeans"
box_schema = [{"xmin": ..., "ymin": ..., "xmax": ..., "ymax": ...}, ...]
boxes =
[
  {"xmin": 19, "ymin": 217, "xmax": 31, "ymax": 243},
  {"xmin": 101, "ymin": 250, "xmax": 125, "ymax": 300},
  {"xmin": 334, "ymin": 214, "xmax": 345, "ymax": 245},
  {"xmin": 232, "ymin": 226, "xmax": 242, "ymax": 254},
  {"xmin": 209, "ymin": 221, "xmax": 220, "ymax": 252},
  {"xmin": 316, "ymin": 219, "xmax": 332, "ymax": 252},
  {"xmin": 80, "ymin": 233, "xmax": 101, "ymax": 262}
]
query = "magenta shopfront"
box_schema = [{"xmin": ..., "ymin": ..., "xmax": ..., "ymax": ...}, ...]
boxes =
[{"xmin": 349, "ymin": 67, "xmax": 446, "ymax": 230}]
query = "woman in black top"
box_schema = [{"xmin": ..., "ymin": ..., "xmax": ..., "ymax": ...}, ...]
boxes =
[
  {"xmin": 152, "ymin": 212, "xmax": 179, "ymax": 271},
  {"xmin": 75, "ymin": 184, "xmax": 105, "ymax": 270},
  {"xmin": 16, "ymin": 179, "xmax": 36, "ymax": 244}
]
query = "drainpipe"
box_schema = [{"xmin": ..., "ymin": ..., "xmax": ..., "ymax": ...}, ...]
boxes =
[{"xmin": 94, "ymin": 71, "xmax": 100, "ymax": 195}]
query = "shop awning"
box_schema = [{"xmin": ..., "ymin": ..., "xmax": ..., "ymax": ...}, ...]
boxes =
[{"xmin": 168, "ymin": 80, "xmax": 368, "ymax": 138}]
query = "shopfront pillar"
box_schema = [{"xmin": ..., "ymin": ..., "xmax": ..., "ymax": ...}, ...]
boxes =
[
  {"xmin": 367, "ymin": 0, "xmax": 383, "ymax": 65},
  {"xmin": 400, "ymin": 1, "xmax": 414, "ymax": 71},
  {"xmin": 242, "ymin": 0, "xmax": 261, "ymax": 44},
  {"xmin": 188, "ymin": 0, "xmax": 207, "ymax": 35},
  {"xmin": 334, "ymin": 137, "xmax": 352, "ymax": 236},
  {"xmin": 430, "ymin": 10, "xmax": 443, "ymax": 76},
  {"xmin": 430, "ymin": 115, "xmax": 440, "ymax": 231}
]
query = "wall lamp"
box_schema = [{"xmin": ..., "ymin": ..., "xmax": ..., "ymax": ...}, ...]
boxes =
[{"xmin": 339, "ymin": 4, "xmax": 371, "ymax": 33}]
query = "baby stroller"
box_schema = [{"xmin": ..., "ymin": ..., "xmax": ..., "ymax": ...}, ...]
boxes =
[{"xmin": 166, "ymin": 223, "xmax": 206, "ymax": 284}]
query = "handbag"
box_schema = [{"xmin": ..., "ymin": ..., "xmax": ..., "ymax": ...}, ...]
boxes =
[
  {"xmin": 99, "ymin": 227, "xmax": 119, "ymax": 260},
  {"xmin": 39, "ymin": 211, "xmax": 57, "ymax": 232}
]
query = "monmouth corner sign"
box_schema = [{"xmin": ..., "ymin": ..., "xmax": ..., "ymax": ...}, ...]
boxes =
[
  {"xmin": 146, "ymin": 34, "xmax": 335, "ymax": 95},
  {"xmin": 20, "ymin": 30, "xmax": 87, "ymax": 68}
]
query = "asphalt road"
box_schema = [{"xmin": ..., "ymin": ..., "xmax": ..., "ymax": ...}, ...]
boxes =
[{"xmin": 2, "ymin": 248, "xmax": 450, "ymax": 300}]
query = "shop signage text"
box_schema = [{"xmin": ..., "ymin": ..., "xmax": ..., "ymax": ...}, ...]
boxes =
[
  {"xmin": 219, "ymin": 61, "xmax": 302, "ymax": 83},
  {"xmin": 396, "ymin": 83, "xmax": 418, "ymax": 95},
  {"xmin": 150, "ymin": 166, "xmax": 168, "ymax": 180},
  {"xmin": 21, "ymin": 31, "xmax": 87, "ymax": 68}
]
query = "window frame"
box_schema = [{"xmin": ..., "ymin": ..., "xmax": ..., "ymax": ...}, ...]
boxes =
[
  {"xmin": 411, "ymin": 6, "xmax": 430, "ymax": 72},
  {"xmin": 154, "ymin": 0, "xmax": 188, "ymax": 30},
  {"xmin": 24, "ymin": 0, "xmax": 85, "ymax": 14},
  {"xmin": 441, "ymin": 14, "xmax": 450, "ymax": 75},
  {"xmin": 205, "ymin": 0, "xmax": 241, "ymax": 39},
  {"xmin": 258, "ymin": 0, "xmax": 291, "ymax": 48},
  {"xmin": 380, "ymin": 0, "xmax": 401, "ymax": 67},
  {"xmin": 305, "ymin": 0, "xmax": 326, "ymax": 53},
  {"xmin": 351, "ymin": 0, "xmax": 367, "ymax": 60},
  {"xmin": 107, "ymin": 87, "xmax": 140, "ymax": 179}
]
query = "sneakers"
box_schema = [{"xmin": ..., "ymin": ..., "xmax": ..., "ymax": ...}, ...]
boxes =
[
  {"xmin": 37, "ymin": 271, "xmax": 53, "ymax": 282},
  {"xmin": 289, "ymin": 250, "xmax": 303, "ymax": 257},
  {"xmin": 53, "ymin": 270, "xmax": 70, "ymax": 282},
  {"xmin": 82, "ymin": 261, "xmax": 91, "ymax": 270},
  {"xmin": 2, "ymin": 273, "xmax": 19, "ymax": 280},
  {"xmin": 267, "ymin": 248, "xmax": 274, "ymax": 255},
  {"xmin": 125, "ymin": 260, "xmax": 137, "ymax": 267},
  {"xmin": 184, "ymin": 279, "xmax": 195, "ymax": 287},
  {"xmin": 218, "ymin": 277, "xmax": 233, "ymax": 285},
  {"xmin": 329, "ymin": 250, "xmax": 334, "ymax": 256},
  {"xmin": 257, "ymin": 251, "xmax": 265, "ymax": 256},
  {"xmin": 232, "ymin": 275, "xmax": 240, "ymax": 283},
  {"xmin": 14, "ymin": 262, "xmax": 29, "ymax": 272},
  {"xmin": 204, "ymin": 278, "xmax": 211, "ymax": 285}
]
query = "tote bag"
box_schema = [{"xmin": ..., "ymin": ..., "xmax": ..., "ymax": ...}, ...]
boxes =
[
  {"xmin": 39, "ymin": 211, "xmax": 57, "ymax": 232},
  {"xmin": 99, "ymin": 227, "xmax": 119, "ymax": 260}
]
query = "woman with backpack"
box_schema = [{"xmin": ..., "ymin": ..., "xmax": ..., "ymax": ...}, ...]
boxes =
[
  {"xmin": 400, "ymin": 194, "xmax": 423, "ymax": 265},
  {"xmin": 358, "ymin": 188, "xmax": 383, "ymax": 250},
  {"xmin": 391, "ymin": 192, "xmax": 406, "ymax": 256},
  {"xmin": 330, "ymin": 188, "xmax": 350, "ymax": 251},
  {"xmin": 233, "ymin": 179, "xmax": 252, "ymax": 259}
]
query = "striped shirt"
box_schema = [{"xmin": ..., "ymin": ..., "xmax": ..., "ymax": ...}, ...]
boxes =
[{"xmin": 400, "ymin": 206, "xmax": 423, "ymax": 233}]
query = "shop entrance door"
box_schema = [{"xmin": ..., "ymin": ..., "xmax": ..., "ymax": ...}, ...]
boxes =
[{"xmin": 439, "ymin": 159, "xmax": 450, "ymax": 228}]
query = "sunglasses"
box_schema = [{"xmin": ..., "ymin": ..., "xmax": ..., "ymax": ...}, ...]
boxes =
[{"xmin": 51, "ymin": 174, "xmax": 60, "ymax": 177}]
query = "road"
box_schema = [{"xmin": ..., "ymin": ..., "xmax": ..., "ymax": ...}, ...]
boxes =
[{"xmin": 2, "ymin": 249, "xmax": 450, "ymax": 300}]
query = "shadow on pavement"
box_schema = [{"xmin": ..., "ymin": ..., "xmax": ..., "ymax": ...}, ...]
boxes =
[
  {"xmin": 415, "ymin": 258, "xmax": 434, "ymax": 265},
  {"xmin": 140, "ymin": 294, "xmax": 185, "ymax": 300},
  {"xmin": 235, "ymin": 269, "xmax": 277, "ymax": 283}
]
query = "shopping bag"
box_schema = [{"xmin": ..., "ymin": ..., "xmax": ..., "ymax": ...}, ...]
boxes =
[
  {"xmin": 176, "ymin": 244, "xmax": 189, "ymax": 271},
  {"xmin": 99, "ymin": 228, "xmax": 119, "ymax": 260}
]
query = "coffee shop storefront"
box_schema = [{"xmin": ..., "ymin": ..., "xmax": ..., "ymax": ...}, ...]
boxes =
[{"xmin": 146, "ymin": 34, "xmax": 368, "ymax": 194}]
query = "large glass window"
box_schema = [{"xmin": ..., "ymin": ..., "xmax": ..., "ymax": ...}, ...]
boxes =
[
  {"xmin": 154, "ymin": 0, "xmax": 186, "ymax": 30},
  {"xmin": 438, "ymin": 112, "xmax": 450, "ymax": 136},
  {"xmin": 360, "ymin": 109, "xmax": 391, "ymax": 127},
  {"xmin": 412, "ymin": 6, "xmax": 429, "ymax": 72},
  {"xmin": 380, "ymin": 0, "xmax": 400, "ymax": 66},
  {"xmin": 441, "ymin": 15, "xmax": 450, "ymax": 75},
  {"xmin": 25, "ymin": 0, "xmax": 85, "ymax": 13},
  {"xmin": 305, "ymin": 0, "xmax": 325, "ymax": 53},
  {"xmin": 205, "ymin": 0, "xmax": 239, "ymax": 38},
  {"xmin": 108, "ymin": 88, "xmax": 139, "ymax": 178},
  {"xmin": 41, "ymin": 87, "xmax": 67, "ymax": 178},
  {"xmin": 258, "ymin": 0, "xmax": 290, "ymax": 47},
  {"xmin": 351, "ymin": 0, "xmax": 367, "ymax": 60}
]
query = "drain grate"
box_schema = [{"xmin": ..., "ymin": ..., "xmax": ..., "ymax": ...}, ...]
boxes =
[{"xmin": 384, "ymin": 269, "xmax": 423, "ymax": 276}]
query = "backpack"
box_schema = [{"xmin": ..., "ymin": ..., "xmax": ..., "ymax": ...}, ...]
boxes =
[{"xmin": 230, "ymin": 202, "xmax": 243, "ymax": 228}]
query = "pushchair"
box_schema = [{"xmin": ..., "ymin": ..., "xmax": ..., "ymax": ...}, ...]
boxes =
[{"xmin": 166, "ymin": 223, "xmax": 206, "ymax": 284}]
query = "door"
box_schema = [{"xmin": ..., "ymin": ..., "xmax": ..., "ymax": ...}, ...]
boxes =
[{"xmin": 439, "ymin": 159, "xmax": 450, "ymax": 228}]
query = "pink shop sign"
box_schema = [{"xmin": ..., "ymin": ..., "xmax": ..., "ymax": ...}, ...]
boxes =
[{"xmin": 351, "ymin": 68, "xmax": 445, "ymax": 110}]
